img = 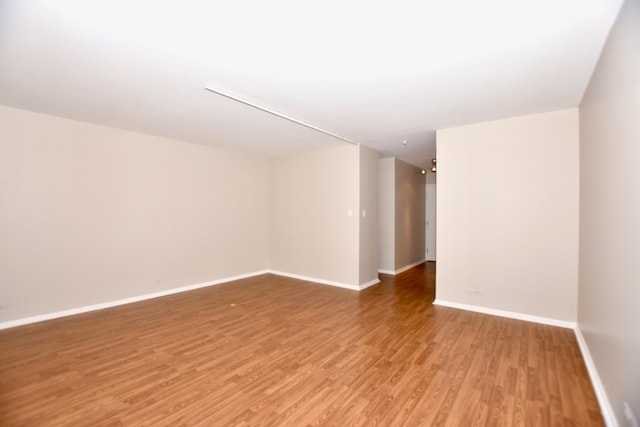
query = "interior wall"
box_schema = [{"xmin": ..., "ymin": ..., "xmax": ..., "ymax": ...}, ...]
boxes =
[
  {"xmin": 394, "ymin": 159, "xmax": 426, "ymax": 271},
  {"xmin": 425, "ymin": 168, "xmax": 437, "ymax": 185},
  {"xmin": 269, "ymin": 144, "xmax": 360, "ymax": 286},
  {"xmin": 436, "ymin": 109, "xmax": 579, "ymax": 322},
  {"xmin": 578, "ymin": 0, "xmax": 640, "ymax": 422},
  {"xmin": 0, "ymin": 105, "xmax": 269, "ymax": 322},
  {"xmin": 425, "ymin": 183, "xmax": 437, "ymax": 262},
  {"xmin": 358, "ymin": 145, "xmax": 380, "ymax": 286},
  {"xmin": 425, "ymin": 165, "xmax": 437, "ymax": 262},
  {"xmin": 377, "ymin": 158, "xmax": 395, "ymax": 273}
]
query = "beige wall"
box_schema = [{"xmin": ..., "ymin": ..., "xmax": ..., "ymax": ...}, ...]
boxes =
[
  {"xmin": 378, "ymin": 158, "xmax": 426, "ymax": 273},
  {"xmin": 269, "ymin": 144, "xmax": 360, "ymax": 286},
  {"xmin": 394, "ymin": 159, "xmax": 426, "ymax": 270},
  {"xmin": 425, "ymin": 168, "xmax": 437, "ymax": 185},
  {"xmin": 0, "ymin": 105, "xmax": 269, "ymax": 322},
  {"xmin": 358, "ymin": 145, "xmax": 380, "ymax": 286},
  {"xmin": 0, "ymin": 105, "xmax": 382, "ymax": 323},
  {"xmin": 579, "ymin": 0, "xmax": 640, "ymax": 422},
  {"xmin": 378, "ymin": 158, "xmax": 395, "ymax": 272},
  {"xmin": 436, "ymin": 109, "xmax": 579, "ymax": 322}
]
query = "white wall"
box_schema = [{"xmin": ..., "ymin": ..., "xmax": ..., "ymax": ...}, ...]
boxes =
[
  {"xmin": 0, "ymin": 105, "xmax": 269, "ymax": 322},
  {"xmin": 269, "ymin": 144, "xmax": 361, "ymax": 286},
  {"xmin": 436, "ymin": 109, "xmax": 579, "ymax": 322},
  {"xmin": 579, "ymin": 0, "xmax": 640, "ymax": 423}
]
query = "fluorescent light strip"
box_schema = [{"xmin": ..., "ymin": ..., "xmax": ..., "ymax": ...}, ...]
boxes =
[{"xmin": 204, "ymin": 85, "xmax": 358, "ymax": 146}]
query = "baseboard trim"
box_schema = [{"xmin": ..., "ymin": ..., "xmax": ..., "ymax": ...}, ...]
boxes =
[
  {"xmin": 0, "ymin": 269, "xmax": 377, "ymax": 330},
  {"xmin": 1, "ymin": 272, "xmax": 616, "ymax": 425},
  {"xmin": 268, "ymin": 270, "xmax": 360, "ymax": 291},
  {"xmin": 574, "ymin": 327, "xmax": 618, "ymax": 427},
  {"xmin": 0, "ymin": 270, "xmax": 269, "ymax": 331},
  {"xmin": 432, "ymin": 299, "xmax": 576, "ymax": 329},
  {"xmin": 432, "ymin": 300, "xmax": 616, "ymax": 425},
  {"xmin": 359, "ymin": 278, "xmax": 381, "ymax": 290},
  {"xmin": 378, "ymin": 259, "xmax": 426, "ymax": 276}
]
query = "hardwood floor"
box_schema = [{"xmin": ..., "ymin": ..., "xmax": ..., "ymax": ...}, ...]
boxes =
[{"xmin": 0, "ymin": 263, "xmax": 603, "ymax": 426}]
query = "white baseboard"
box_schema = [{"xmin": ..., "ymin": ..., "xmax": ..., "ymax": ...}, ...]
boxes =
[
  {"xmin": 395, "ymin": 259, "xmax": 426, "ymax": 275},
  {"xmin": 268, "ymin": 270, "xmax": 361, "ymax": 291},
  {"xmin": 1, "ymin": 271, "xmax": 616, "ymax": 426},
  {"xmin": 432, "ymin": 299, "xmax": 576, "ymax": 329},
  {"xmin": 0, "ymin": 270, "xmax": 269, "ymax": 330},
  {"xmin": 378, "ymin": 259, "xmax": 426, "ymax": 276},
  {"xmin": 268, "ymin": 271, "xmax": 379, "ymax": 290},
  {"xmin": 432, "ymin": 299, "xmax": 617, "ymax": 425},
  {"xmin": 359, "ymin": 278, "xmax": 381, "ymax": 290},
  {"xmin": 0, "ymin": 269, "xmax": 380, "ymax": 330},
  {"xmin": 574, "ymin": 327, "xmax": 619, "ymax": 427}
]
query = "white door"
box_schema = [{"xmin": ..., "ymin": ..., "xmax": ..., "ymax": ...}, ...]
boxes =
[{"xmin": 426, "ymin": 184, "xmax": 437, "ymax": 261}]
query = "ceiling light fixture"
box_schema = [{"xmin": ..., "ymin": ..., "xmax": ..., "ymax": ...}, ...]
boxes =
[
  {"xmin": 204, "ymin": 85, "xmax": 358, "ymax": 146},
  {"xmin": 431, "ymin": 158, "xmax": 437, "ymax": 173}
]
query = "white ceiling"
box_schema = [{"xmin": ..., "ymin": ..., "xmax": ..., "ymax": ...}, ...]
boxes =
[{"xmin": 0, "ymin": 0, "xmax": 623, "ymax": 169}]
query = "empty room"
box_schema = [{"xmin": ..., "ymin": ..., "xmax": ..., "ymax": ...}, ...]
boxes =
[{"xmin": 1, "ymin": 0, "xmax": 638, "ymax": 425}]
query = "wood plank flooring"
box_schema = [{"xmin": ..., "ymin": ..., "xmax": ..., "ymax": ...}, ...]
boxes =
[{"xmin": 0, "ymin": 263, "xmax": 603, "ymax": 426}]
